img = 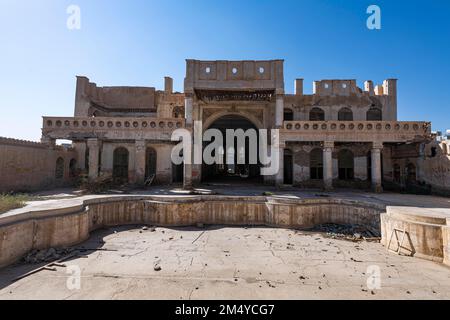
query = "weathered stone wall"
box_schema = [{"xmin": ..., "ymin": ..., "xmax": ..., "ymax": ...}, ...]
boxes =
[
  {"xmin": 421, "ymin": 141, "xmax": 450, "ymax": 195},
  {"xmin": 0, "ymin": 138, "xmax": 77, "ymax": 193}
]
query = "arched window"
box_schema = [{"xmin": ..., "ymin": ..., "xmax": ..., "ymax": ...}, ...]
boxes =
[
  {"xmin": 55, "ymin": 157, "xmax": 64, "ymax": 180},
  {"xmin": 283, "ymin": 149, "xmax": 293, "ymax": 185},
  {"xmin": 406, "ymin": 163, "xmax": 416, "ymax": 184},
  {"xmin": 309, "ymin": 107, "xmax": 325, "ymax": 121},
  {"xmin": 367, "ymin": 108, "xmax": 382, "ymax": 121},
  {"xmin": 145, "ymin": 147, "xmax": 157, "ymax": 180},
  {"xmin": 69, "ymin": 159, "xmax": 77, "ymax": 178},
  {"xmin": 310, "ymin": 148, "xmax": 323, "ymax": 180},
  {"xmin": 283, "ymin": 108, "xmax": 294, "ymax": 121},
  {"xmin": 113, "ymin": 147, "xmax": 129, "ymax": 183},
  {"xmin": 338, "ymin": 149, "xmax": 354, "ymax": 180},
  {"xmin": 338, "ymin": 107, "xmax": 353, "ymax": 121},
  {"xmin": 393, "ymin": 164, "xmax": 401, "ymax": 183}
]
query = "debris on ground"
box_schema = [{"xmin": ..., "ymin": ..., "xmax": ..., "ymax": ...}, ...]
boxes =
[
  {"xmin": 306, "ymin": 223, "xmax": 381, "ymax": 241},
  {"xmin": 153, "ymin": 260, "xmax": 162, "ymax": 271},
  {"xmin": 23, "ymin": 247, "xmax": 75, "ymax": 264}
]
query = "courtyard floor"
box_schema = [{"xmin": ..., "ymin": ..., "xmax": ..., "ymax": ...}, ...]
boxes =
[{"xmin": 0, "ymin": 225, "xmax": 449, "ymax": 300}]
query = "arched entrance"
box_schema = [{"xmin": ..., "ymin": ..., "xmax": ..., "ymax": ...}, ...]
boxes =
[
  {"xmin": 202, "ymin": 114, "xmax": 262, "ymax": 183},
  {"xmin": 113, "ymin": 147, "xmax": 129, "ymax": 183}
]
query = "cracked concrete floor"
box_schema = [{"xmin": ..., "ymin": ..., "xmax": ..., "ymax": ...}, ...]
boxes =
[{"xmin": 0, "ymin": 225, "xmax": 449, "ymax": 300}]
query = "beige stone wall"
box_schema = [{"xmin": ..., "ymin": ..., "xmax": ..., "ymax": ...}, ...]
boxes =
[
  {"xmin": 421, "ymin": 141, "xmax": 450, "ymax": 195},
  {"xmin": 0, "ymin": 138, "xmax": 77, "ymax": 193}
]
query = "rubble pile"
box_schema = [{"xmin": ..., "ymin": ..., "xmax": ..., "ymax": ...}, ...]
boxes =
[
  {"xmin": 22, "ymin": 247, "xmax": 75, "ymax": 264},
  {"xmin": 308, "ymin": 223, "xmax": 381, "ymax": 241}
]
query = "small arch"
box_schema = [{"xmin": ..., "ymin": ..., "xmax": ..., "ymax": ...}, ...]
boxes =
[
  {"xmin": 55, "ymin": 157, "xmax": 64, "ymax": 180},
  {"xmin": 283, "ymin": 108, "xmax": 294, "ymax": 121},
  {"xmin": 145, "ymin": 147, "xmax": 157, "ymax": 180},
  {"xmin": 338, "ymin": 107, "xmax": 353, "ymax": 121},
  {"xmin": 309, "ymin": 107, "xmax": 325, "ymax": 121},
  {"xmin": 367, "ymin": 107, "xmax": 382, "ymax": 121},
  {"xmin": 113, "ymin": 147, "xmax": 129, "ymax": 183},
  {"xmin": 310, "ymin": 148, "xmax": 323, "ymax": 180},
  {"xmin": 338, "ymin": 149, "xmax": 354, "ymax": 180},
  {"xmin": 69, "ymin": 159, "xmax": 77, "ymax": 178},
  {"xmin": 283, "ymin": 149, "xmax": 293, "ymax": 185}
]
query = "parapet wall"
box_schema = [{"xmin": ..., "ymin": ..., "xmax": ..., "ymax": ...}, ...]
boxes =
[{"xmin": 0, "ymin": 137, "xmax": 77, "ymax": 193}]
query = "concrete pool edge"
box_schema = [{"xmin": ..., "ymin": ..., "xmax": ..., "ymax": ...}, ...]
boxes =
[{"xmin": 0, "ymin": 195, "xmax": 449, "ymax": 268}]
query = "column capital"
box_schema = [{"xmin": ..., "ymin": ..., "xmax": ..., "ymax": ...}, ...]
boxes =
[
  {"xmin": 87, "ymin": 138, "xmax": 101, "ymax": 148},
  {"xmin": 135, "ymin": 139, "xmax": 146, "ymax": 151},
  {"xmin": 323, "ymin": 141, "xmax": 334, "ymax": 149},
  {"xmin": 372, "ymin": 141, "xmax": 384, "ymax": 150}
]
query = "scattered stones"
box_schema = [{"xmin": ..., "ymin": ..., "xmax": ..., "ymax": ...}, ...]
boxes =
[
  {"xmin": 23, "ymin": 247, "xmax": 75, "ymax": 264},
  {"xmin": 142, "ymin": 226, "xmax": 148, "ymax": 231},
  {"xmin": 307, "ymin": 223, "xmax": 380, "ymax": 241}
]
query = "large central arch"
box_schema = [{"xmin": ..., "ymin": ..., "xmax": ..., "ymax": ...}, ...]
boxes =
[{"xmin": 202, "ymin": 114, "xmax": 262, "ymax": 183}]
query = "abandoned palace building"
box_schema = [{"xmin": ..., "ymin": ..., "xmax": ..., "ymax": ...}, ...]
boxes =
[{"xmin": 1, "ymin": 59, "xmax": 449, "ymax": 194}]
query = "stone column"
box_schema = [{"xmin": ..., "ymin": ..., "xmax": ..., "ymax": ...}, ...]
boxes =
[
  {"xmin": 275, "ymin": 143, "xmax": 285, "ymax": 186},
  {"xmin": 275, "ymin": 95, "xmax": 284, "ymax": 128},
  {"xmin": 323, "ymin": 141, "xmax": 334, "ymax": 191},
  {"xmin": 371, "ymin": 142, "xmax": 383, "ymax": 193},
  {"xmin": 135, "ymin": 140, "xmax": 146, "ymax": 185},
  {"xmin": 185, "ymin": 94, "xmax": 193, "ymax": 127},
  {"xmin": 73, "ymin": 141, "xmax": 87, "ymax": 172},
  {"xmin": 87, "ymin": 138, "xmax": 101, "ymax": 181}
]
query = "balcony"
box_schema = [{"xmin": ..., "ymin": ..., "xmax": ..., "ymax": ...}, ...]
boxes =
[
  {"xmin": 281, "ymin": 121, "xmax": 431, "ymax": 143},
  {"xmin": 42, "ymin": 117, "xmax": 185, "ymax": 141}
]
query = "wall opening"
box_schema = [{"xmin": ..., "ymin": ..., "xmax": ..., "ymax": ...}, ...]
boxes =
[
  {"xmin": 283, "ymin": 149, "xmax": 293, "ymax": 185},
  {"xmin": 310, "ymin": 148, "xmax": 323, "ymax": 180},
  {"xmin": 393, "ymin": 164, "xmax": 401, "ymax": 184},
  {"xmin": 338, "ymin": 149, "xmax": 354, "ymax": 180},
  {"xmin": 145, "ymin": 147, "xmax": 157, "ymax": 180},
  {"xmin": 406, "ymin": 163, "xmax": 417, "ymax": 184},
  {"xmin": 283, "ymin": 108, "xmax": 293, "ymax": 121},
  {"xmin": 367, "ymin": 108, "xmax": 382, "ymax": 121},
  {"xmin": 69, "ymin": 159, "xmax": 77, "ymax": 178},
  {"xmin": 338, "ymin": 107, "xmax": 353, "ymax": 121},
  {"xmin": 113, "ymin": 147, "xmax": 129, "ymax": 183},
  {"xmin": 202, "ymin": 115, "xmax": 262, "ymax": 183},
  {"xmin": 309, "ymin": 108, "xmax": 325, "ymax": 121},
  {"xmin": 55, "ymin": 157, "xmax": 64, "ymax": 180}
]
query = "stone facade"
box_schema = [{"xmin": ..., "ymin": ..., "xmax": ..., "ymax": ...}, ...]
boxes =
[{"xmin": 34, "ymin": 59, "xmax": 447, "ymax": 193}]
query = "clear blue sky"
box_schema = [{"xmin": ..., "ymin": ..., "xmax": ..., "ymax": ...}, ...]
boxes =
[{"xmin": 1, "ymin": 0, "xmax": 449, "ymax": 141}]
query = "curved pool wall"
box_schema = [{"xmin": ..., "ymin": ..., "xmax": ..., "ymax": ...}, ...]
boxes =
[{"xmin": 0, "ymin": 196, "xmax": 384, "ymax": 268}]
